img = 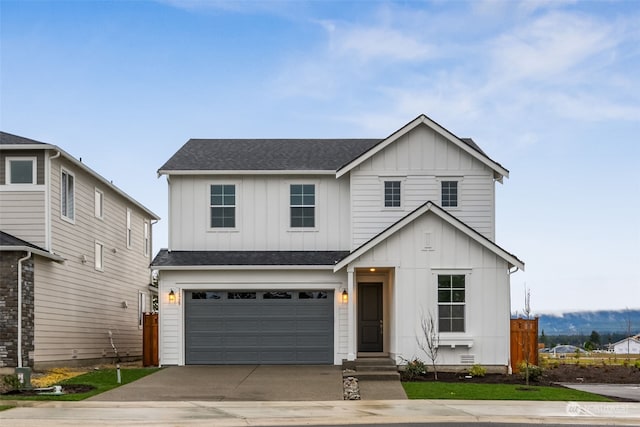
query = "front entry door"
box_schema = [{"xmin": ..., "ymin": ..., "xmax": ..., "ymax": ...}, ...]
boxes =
[{"xmin": 358, "ymin": 283, "xmax": 383, "ymax": 352}]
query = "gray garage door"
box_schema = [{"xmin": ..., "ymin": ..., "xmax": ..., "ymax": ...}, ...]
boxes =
[{"xmin": 185, "ymin": 290, "xmax": 334, "ymax": 364}]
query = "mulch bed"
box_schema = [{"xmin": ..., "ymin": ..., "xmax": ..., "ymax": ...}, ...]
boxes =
[
  {"xmin": 2, "ymin": 384, "xmax": 94, "ymax": 396},
  {"xmin": 406, "ymin": 364, "xmax": 640, "ymax": 386}
]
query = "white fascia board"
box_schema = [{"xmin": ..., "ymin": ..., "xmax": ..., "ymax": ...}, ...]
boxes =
[
  {"xmin": 336, "ymin": 115, "xmax": 509, "ymax": 180},
  {"xmin": 158, "ymin": 169, "xmax": 335, "ymax": 176},
  {"xmin": 0, "ymin": 246, "xmax": 65, "ymax": 262},
  {"xmin": 50, "ymin": 147, "xmax": 160, "ymax": 220},
  {"xmin": 153, "ymin": 265, "xmax": 336, "ymax": 271},
  {"xmin": 0, "ymin": 144, "xmax": 56, "ymax": 150},
  {"xmin": 334, "ymin": 201, "xmax": 524, "ymax": 272}
]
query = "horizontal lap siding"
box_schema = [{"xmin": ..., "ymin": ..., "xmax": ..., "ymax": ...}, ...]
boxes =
[
  {"xmin": 34, "ymin": 158, "xmax": 153, "ymax": 365},
  {"xmin": 351, "ymin": 125, "xmax": 495, "ymax": 248},
  {"xmin": 0, "ymin": 191, "xmax": 46, "ymax": 247}
]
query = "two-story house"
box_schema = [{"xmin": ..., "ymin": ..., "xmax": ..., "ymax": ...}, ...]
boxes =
[
  {"xmin": 152, "ymin": 114, "xmax": 524, "ymax": 371},
  {"xmin": 0, "ymin": 132, "xmax": 160, "ymax": 370}
]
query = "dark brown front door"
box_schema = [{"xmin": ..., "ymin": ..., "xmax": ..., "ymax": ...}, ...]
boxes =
[{"xmin": 358, "ymin": 283, "xmax": 383, "ymax": 352}]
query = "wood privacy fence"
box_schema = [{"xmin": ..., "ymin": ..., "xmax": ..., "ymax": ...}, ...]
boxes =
[
  {"xmin": 510, "ymin": 317, "xmax": 538, "ymax": 373},
  {"xmin": 143, "ymin": 313, "xmax": 159, "ymax": 367}
]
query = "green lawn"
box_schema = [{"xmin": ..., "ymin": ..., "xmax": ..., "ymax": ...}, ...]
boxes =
[
  {"xmin": 0, "ymin": 405, "xmax": 15, "ymax": 411},
  {"xmin": 1, "ymin": 368, "xmax": 160, "ymax": 401},
  {"xmin": 402, "ymin": 382, "xmax": 613, "ymax": 401}
]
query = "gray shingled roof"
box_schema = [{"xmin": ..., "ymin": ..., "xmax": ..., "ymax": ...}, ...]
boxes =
[
  {"xmin": 0, "ymin": 131, "xmax": 48, "ymax": 145},
  {"xmin": 158, "ymin": 139, "xmax": 381, "ymax": 172},
  {"xmin": 151, "ymin": 250, "xmax": 350, "ymax": 267},
  {"xmin": 0, "ymin": 230, "xmax": 47, "ymax": 250}
]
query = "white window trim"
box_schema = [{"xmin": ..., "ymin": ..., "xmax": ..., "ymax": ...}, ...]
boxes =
[
  {"xmin": 94, "ymin": 240, "xmax": 104, "ymax": 271},
  {"xmin": 126, "ymin": 208, "xmax": 133, "ymax": 249},
  {"xmin": 60, "ymin": 168, "xmax": 75, "ymax": 223},
  {"xmin": 437, "ymin": 176, "xmax": 463, "ymax": 210},
  {"xmin": 138, "ymin": 291, "xmax": 146, "ymax": 329},
  {"xmin": 379, "ymin": 176, "xmax": 406, "ymax": 210},
  {"xmin": 208, "ymin": 182, "xmax": 239, "ymax": 231},
  {"xmin": 287, "ymin": 181, "xmax": 318, "ymax": 231},
  {"xmin": 5, "ymin": 156, "xmax": 37, "ymax": 186},
  {"xmin": 433, "ymin": 269, "xmax": 471, "ymax": 334},
  {"xmin": 143, "ymin": 220, "xmax": 150, "ymax": 257},
  {"xmin": 94, "ymin": 188, "xmax": 104, "ymax": 220}
]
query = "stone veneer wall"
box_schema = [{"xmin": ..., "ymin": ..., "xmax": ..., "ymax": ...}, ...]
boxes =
[{"xmin": 0, "ymin": 251, "xmax": 35, "ymax": 368}]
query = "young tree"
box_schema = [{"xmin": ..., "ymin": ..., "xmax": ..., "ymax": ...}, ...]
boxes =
[
  {"xmin": 416, "ymin": 310, "xmax": 440, "ymax": 380},
  {"xmin": 522, "ymin": 286, "xmax": 532, "ymax": 387},
  {"xmin": 589, "ymin": 330, "xmax": 601, "ymax": 349},
  {"xmin": 540, "ymin": 329, "xmax": 548, "ymax": 347}
]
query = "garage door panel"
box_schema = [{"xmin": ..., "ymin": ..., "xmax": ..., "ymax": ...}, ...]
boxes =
[{"xmin": 185, "ymin": 290, "xmax": 334, "ymax": 364}]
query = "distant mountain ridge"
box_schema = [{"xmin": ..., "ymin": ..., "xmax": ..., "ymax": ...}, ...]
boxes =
[{"xmin": 514, "ymin": 309, "xmax": 640, "ymax": 336}]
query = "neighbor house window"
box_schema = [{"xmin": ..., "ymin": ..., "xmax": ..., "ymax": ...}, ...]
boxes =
[
  {"xmin": 6, "ymin": 157, "xmax": 36, "ymax": 184},
  {"xmin": 61, "ymin": 169, "xmax": 75, "ymax": 221},
  {"xmin": 438, "ymin": 274, "xmax": 465, "ymax": 332},
  {"xmin": 143, "ymin": 221, "xmax": 150, "ymax": 256},
  {"xmin": 138, "ymin": 292, "xmax": 146, "ymax": 328},
  {"xmin": 441, "ymin": 181, "xmax": 458, "ymax": 208},
  {"xmin": 94, "ymin": 188, "xmax": 104, "ymax": 219},
  {"xmin": 95, "ymin": 241, "xmax": 104, "ymax": 271},
  {"xmin": 210, "ymin": 184, "xmax": 235, "ymax": 228},
  {"xmin": 290, "ymin": 184, "xmax": 315, "ymax": 227},
  {"xmin": 126, "ymin": 208, "xmax": 132, "ymax": 248},
  {"xmin": 384, "ymin": 181, "xmax": 401, "ymax": 207}
]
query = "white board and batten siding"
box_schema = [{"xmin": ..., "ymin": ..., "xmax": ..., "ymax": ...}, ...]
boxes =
[
  {"xmin": 350, "ymin": 124, "xmax": 496, "ymax": 249},
  {"xmin": 350, "ymin": 212, "xmax": 511, "ymax": 368},
  {"xmin": 169, "ymin": 174, "xmax": 351, "ymax": 251},
  {"xmin": 33, "ymin": 156, "xmax": 154, "ymax": 366},
  {"xmin": 158, "ymin": 269, "xmax": 348, "ymax": 365}
]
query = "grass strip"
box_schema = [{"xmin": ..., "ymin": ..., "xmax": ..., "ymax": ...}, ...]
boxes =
[
  {"xmin": 1, "ymin": 368, "xmax": 160, "ymax": 401},
  {"xmin": 402, "ymin": 382, "xmax": 612, "ymax": 401},
  {"xmin": 0, "ymin": 405, "xmax": 15, "ymax": 411}
]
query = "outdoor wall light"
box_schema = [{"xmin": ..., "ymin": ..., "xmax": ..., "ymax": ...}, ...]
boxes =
[
  {"xmin": 168, "ymin": 289, "xmax": 177, "ymax": 304},
  {"xmin": 369, "ymin": 268, "xmax": 376, "ymax": 272},
  {"xmin": 341, "ymin": 290, "xmax": 349, "ymax": 304}
]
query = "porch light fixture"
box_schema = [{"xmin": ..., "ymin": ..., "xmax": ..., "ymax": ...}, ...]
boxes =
[
  {"xmin": 341, "ymin": 290, "xmax": 348, "ymax": 304},
  {"xmin": 369, "ymin": 268, "xmax": 376, "ymax": 272},
  {"xmin": 168, "ymin": 289, "xmax": 176, "ymax": 304}
]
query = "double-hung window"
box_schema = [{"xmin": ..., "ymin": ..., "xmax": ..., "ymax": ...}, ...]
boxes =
[
  {"xmin": 210, "ymin": 184, "xmax": 235, "ymax": 228},
  {"xmin": 126, "ymin": 208, "xmax": 133, "ymax": 248},
  {"xmin": 95, "ymin": 241, "xmax": 104, "ymax": 271},
  {"xmin": 143, "ymin": 221, "xmax": 150, "ymax": 256},
  {"xmin": 290, "ymin": 184, "xmax": 315, "ymax": 228},
  {"xmin": 6, "ymin": 157, "xmax": 36, "ymax": 184},
  {"xmin": 94, "ymin": 189, "xmax": 104, "ymax": 219},
  {"xmin": 441, "ymin": 180, "xmax": 458, "ymax": 208},
  {"xmin": 61, "ymin": 169, "xmax": 75, "ymax": 221},
  {"xmin": 384, "ymin": 181, "xmax": 401, "ymax": 207},
  {"xmin": 437, "ymin": 274, "xmax": 465, "ymax": 332}
]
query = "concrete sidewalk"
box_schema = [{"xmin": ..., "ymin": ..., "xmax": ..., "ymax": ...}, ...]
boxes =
[
  {"xmin": 89, "ymin": 365, "xmax": 344, "ymax": 401},
  {"xmin": 2, "ymin": 399, "xmax": 639, "ymax": 426},
  {"xmin": 561, "ymin": 383, "xmax": 640, "ymax": 402}
]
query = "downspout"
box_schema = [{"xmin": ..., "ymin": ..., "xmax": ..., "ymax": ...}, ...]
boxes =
[
  {"xmin": 17, "ymin": 251, "xmax": 32, "ymax": 368},
  {"xmin": 506, "ymin": 265, "xmax": 520, "ymax": 374},
  {"xmin": 45, "ymin": 150, "xmax": 61, "ymax": 251}
]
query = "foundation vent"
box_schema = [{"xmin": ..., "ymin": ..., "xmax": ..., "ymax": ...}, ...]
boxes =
[{"xmin": 460, "ymin": 354, "xmax": 475, "ymax": 364}]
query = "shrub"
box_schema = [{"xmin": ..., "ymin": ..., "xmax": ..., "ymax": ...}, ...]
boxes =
[
  {"xmin": 401, "ymin": 358, "xmax": 427, "ymax": 381},
  {"xmin": 2, "ymin": 375, "xmax": 23, "ymax": 391},
  {"xmin": 468, "ymin": 364, "xmax": 486, "ymax": 377},
  {"xmin": 518, "ymin": 362, "xmax": 543, "ymax": 382},
  {"xmin": 634, "ymin": 360, "xmax": 640, "ymax": 369}
]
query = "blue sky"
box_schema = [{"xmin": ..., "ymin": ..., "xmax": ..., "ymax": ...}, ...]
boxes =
[{"xmin": 2, "ymin": 0, "xmax": 638, "ymax": 313}]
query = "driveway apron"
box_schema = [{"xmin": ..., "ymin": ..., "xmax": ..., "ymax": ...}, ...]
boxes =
[{"xmin": 88, "ymin": 365, "xmax": 343, "ymax": 401}]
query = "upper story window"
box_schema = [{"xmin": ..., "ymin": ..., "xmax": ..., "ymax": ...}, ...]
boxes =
[
  {"xmin": 95, "ymin": 241, "xmax": 104, "ymax": 271},
  {"xmin": 126, "ymin": 208, "xmax": 133, "ymax": 248},
  {"xmin": 441, "ymin": 180, "xmax": 458, "ymax": 208},
  {"xmin": 94, "ymin": 188, "xmax": 104, "ymax": 219},
  {"xmin": 290, "ymin": 184, "xmax": 315, "ymax": 228},
  {"xmin": 438, "ymin": 274, "xmax": 465, "ymax": 332},
  {"xmin": 210, "ymin": 184, "xmax": 236, "ymax": 228},
  {"xmin": 384, "ymin": 181, "xmax": 401, "ymax": 208},
  {"xmin": 6, "ymin": 157, "xmax": 36, "ymax": 184},
  {"xmin": 143, "ymin": 221, "xmax": 150, "ymax": 257},
  {"xmin": 61, "ymin": 169, "xmax": 75, "ymax": 221}
]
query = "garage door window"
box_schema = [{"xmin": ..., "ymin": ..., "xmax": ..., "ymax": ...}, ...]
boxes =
[
  {"xmin": 228, "ymin": 292, "xmax": 256, "ymax": 299},
  {"xmin": 192, "ymin": 292, "xmax": 222, "ymax": 300},
  {"xmin": 263, "ymin": 291, "xmax": 292, "ymax": 299},
  {"xmin": 299, "ymin": 291, "xmax": 328, "ymax": 299}
]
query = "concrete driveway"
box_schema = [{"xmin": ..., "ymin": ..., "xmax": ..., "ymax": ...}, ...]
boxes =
[{"xmin": 88, "ymin": 365, "xmax": 343, "ymax": 401}]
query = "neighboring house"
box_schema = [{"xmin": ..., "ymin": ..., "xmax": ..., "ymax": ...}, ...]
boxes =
[
  {"xmin": 611, "ymin": 335, "xmax": 640, "ymax": 354},
  {"xmin": 153, "ymin": 114, "xmax": 524, "ymax": 371},
  {"xmin": 0, "ymin": 132, "xmax": 159, "ymax": 370}
]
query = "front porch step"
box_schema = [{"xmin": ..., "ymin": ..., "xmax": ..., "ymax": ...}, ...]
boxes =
[{"xmin": 343, "ymin": 357, "xmax": 400, "ymax": 381}]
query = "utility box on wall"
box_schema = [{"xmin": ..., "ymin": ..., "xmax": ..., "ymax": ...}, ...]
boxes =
[{"xmin": 14, "ymin": 367, "xmax": 32, "ymax": 389}]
